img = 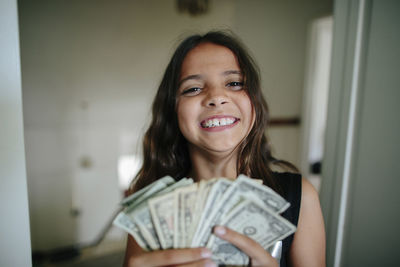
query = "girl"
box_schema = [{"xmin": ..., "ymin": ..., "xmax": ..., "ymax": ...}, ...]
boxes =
[{"xmin": 124, "ymin": 31, "xmax": 325, "ymax": 267}]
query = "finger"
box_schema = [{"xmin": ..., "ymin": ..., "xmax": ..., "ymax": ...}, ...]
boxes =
[
  {"xmin": 213, "ymin": 226, "xmax": 278, "ymax": 267},
  {"xmin": 213, "ymin": 225, "xmax": 263, "ymax": 259},
  {"xmin": 129, "ymin": 247, "xmax": 212, "ymax": 267}
]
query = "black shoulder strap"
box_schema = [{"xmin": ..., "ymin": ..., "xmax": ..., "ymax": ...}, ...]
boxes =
[{"xmin": 272, "ymin": 172, "xmax": 302, "ymax": 267}]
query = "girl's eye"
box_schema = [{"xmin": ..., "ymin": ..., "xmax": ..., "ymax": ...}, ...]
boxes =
[
  {"xmin": 181, "ymin": 87, "xmax": 202, "ymax": 96},
  {"xmin": 227, "ymin": 81, "xmax": 244, "ymax": 90}
]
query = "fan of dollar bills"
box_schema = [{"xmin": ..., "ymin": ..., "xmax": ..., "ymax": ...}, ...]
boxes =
[{"xmin": 113, "ymin": 175, "xmax": 296, "ymax": 266}]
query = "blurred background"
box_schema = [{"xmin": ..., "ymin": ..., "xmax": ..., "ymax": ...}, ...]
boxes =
[
  {"xmin": 17, "ymin": 0, "xmax": 333, "ymax": 265},
  {"xmin": 2, "ymin": 0, "xmax": 400, "ymax": 266}
]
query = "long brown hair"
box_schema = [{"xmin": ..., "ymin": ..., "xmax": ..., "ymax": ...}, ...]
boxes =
[{"xmin": 131, "ymin": 31, "xmax": 296, "ymax": 193}]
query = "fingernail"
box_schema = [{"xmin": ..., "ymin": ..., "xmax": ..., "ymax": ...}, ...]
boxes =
[
  {"xmin": 214, "ymin": 226, "xmax": 226, "ymax": 236},
  {"xmin": 205, "ymin": 261, "xmax": 217, "ymax": 267},
  {"xmin": 201, "ymin": 248, "xmax": 212, "ymax": 258}
]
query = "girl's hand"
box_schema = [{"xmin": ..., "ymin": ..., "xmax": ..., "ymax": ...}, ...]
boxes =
[
  {"xmin": 213, "ymin": 225, "xmax": 279, "ymax": 267},
  {"xmin": 125, "ymin": 235, "xmax": 216, "ymax": 267}
]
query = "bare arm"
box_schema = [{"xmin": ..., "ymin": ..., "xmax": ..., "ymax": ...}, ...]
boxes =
[
  {"xmin": 123, "ymin": 235, "xmax": 215, "ymax": 267},
  {"xmin": 289, "ymin": 177, "xmax": 326, "ymax": 267},
  {"xmin": 123, "ymin": 235, "xmax": 141, "ymax": 267},
  {"xmin": 211, "ymin": 178, "xmax": 325, "ymax": 267}
]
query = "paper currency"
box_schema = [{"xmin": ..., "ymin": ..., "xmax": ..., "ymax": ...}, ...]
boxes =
[
  {"xmin": 207, "ymin": 200, "xmax": 296, "ymax": 265},
  {"xmin": 175, "ymin": 184, "xmax": 198, "ymax": 248},
  {"xmin": 121, "ymin": 176, "xmax": 175, "ymax": 207},
  {"xmin": 131, "ymin": 202, "xmax": 161, "ymax": 250},
  {"xmin": 192, "ymin": 175, "xmax": 290, "ymax": 247},
  {"xmin": 190, "ymin": 178, "xmax": 232, "ymax": 247},
  {"xmin": 112, "ymin": 175, "xmax": 296, "ymax": 266},
  {"xmin": 148, "ymin": 192, "xmax": 176, "ymax": 249},
  {"xmin": 113, "ymin": 212, "xmax": 150, "ymax": 251},
  {"xmin": 121, "ymin": 178, "xmax": 194, "ymax": 249}
]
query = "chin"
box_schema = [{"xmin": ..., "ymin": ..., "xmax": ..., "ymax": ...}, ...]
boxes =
[{"xmin": 203, "ymin": 143, "xmax": 240, "ymax": 154}]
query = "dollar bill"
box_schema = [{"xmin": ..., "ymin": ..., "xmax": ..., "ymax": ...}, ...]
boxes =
[
  {"xmin": 253, "ymin": 179, "xmax": 263, "ymax": 185},
  {"xmin": 116, "ymin": 179, "xmax": 174, "ymax": 250},
  {"xmin": 236, "ymin": 175, "xmax": 290, "ymax": 213},
  {"xmin": 174, "ymin": 188, "xmax": 184, "ymax": 248},
  {"xmin": 174, "ymin": 184, "xmax": 198, "ymax": 248},
  {"xmin": 124, "ymin": 178, "xmax": 194, "ymax": 250},
  {"xmin": 121, "ymin": 176, "xmax": 175, "ymax": 207},
  {"xmin": 189, "ymin": 179, "xmax": 215, "ymax": 240},
  {"xmin": 113, "ymin": 174, "xmax": 296, "ymax": 266},
  {"xmin": 148, "ymin": 191, "xmax": 176, "ymax": 249},
  {"xmin": 194, "ymin": 175, "xmax": 289, "ymax": 247},
  {"xmin": 207, "ymin": 200, "xmax": 296, "ymax": 266},
  {"xmin": 131, "ymin": 202, "xmax": 161, "ymax": 250},
  {"xmin": 191, "ymin": 178, "xmax": 232, "ymax": 247},
  {"xmin": 113, "ymin": 212, "xmax": 151, "ymax": 251}
]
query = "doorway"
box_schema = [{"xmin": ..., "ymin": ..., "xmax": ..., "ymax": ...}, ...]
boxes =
[{"xmin": 300, "ymin": 16, "xmax": 333, "ymax": 191}]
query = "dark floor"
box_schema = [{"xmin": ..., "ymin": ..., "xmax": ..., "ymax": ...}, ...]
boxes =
[
  {"xmin": 58, "ymin": 251, "xmax": 124, "ymax": 267},
  {"xmin": 34, "ymin": 251, "xmax": 125, "ymax": 267}
]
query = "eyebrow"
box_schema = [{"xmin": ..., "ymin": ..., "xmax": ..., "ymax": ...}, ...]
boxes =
[
  {"xmin": 179, "ymin": 74, "xmax": 203, "ymax": 86},
  {"xmin": 222, "ymin": 70, "xmax": 242, "ymax": 76},
  {"xmin": 179, "ymin": 70, "xmax": 243, "ymax": 86}
]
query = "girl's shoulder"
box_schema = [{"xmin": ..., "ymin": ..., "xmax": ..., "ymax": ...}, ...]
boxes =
[
  {"xmin": 288, "ymin": 176, "xmax": 326, "ymax": 266},
  {"xmin": 271, "ymin": 172, "xmax": 325, "ymax": 266},
  {"xmin": 270, "ymin": 172, "xmax": 320, "ymax": 225}
]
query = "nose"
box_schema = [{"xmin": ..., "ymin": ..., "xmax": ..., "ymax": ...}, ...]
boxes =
[
  {"xmin": 204, "ymin": 86, "xmax": 229, "ymax": 107},
  {"xmin": 207, "ymin": 97, "xmax": 228, "ymax": 107}
]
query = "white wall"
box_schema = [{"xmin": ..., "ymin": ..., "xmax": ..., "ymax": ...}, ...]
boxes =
[
  {"xmin": 0, "ymin": 0, "xmax": 32, "ymax": 266},
  {"xmin": 19, "ymin": 0, "xmax": 332, "ymax": 250}
]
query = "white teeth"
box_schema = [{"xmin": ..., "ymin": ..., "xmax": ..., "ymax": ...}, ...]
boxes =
[{"xmin": 202, "ymin": 118, "xmax": 236, "ymax": 128}]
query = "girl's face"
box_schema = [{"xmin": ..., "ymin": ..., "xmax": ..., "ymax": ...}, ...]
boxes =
[{"xmin": 176, "ymin": 42, "xmax": 254, "ymax": 155}]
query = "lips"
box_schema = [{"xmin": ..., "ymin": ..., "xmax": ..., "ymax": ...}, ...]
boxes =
[{"xmin": 200, "ymin": 115, "xmax": 239, "ymax": 129}]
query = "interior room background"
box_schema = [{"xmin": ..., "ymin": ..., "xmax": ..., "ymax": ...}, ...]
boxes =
[
  {"xmin": 18, "ymin": 0, "xmax": 333, "ymax": 255},
  {"xmin": 3, "ymin": 0, "xmax": 399, "ymax": 266}
]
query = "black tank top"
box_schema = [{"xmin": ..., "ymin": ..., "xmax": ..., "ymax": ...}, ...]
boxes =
[{"xmin": 270, "ymin": 172, "xmax": 302, "ymax": 267}]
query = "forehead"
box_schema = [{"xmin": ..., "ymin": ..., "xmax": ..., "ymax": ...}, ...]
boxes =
[{"xmin": 180, "ymin": 42, "xmax": 240, "ymax": 77}]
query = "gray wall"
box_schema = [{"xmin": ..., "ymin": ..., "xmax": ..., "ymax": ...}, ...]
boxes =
[
  {"xmin": 343, "ymin": 1, "xmax": 400, "ymax": 265},
  {"xmin": 0, "ymin": 0, "xmax": 32, "ymax": 266},
  {"xmin": 321, "ymin": 0, "xmax": 400, "ymax": 266}
]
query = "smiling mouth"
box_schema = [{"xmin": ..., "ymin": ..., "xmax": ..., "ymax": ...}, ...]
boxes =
[{"xmin": 200, "ymin": 117, "xmax": 239, "ymax": 128}]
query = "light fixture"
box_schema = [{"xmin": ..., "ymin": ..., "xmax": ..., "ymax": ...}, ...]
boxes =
[{"xmin": 177, "ymin": 0, "xmax": 209, "ymax": 16}]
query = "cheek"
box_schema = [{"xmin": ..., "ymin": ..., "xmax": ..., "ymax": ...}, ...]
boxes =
[
  {"xmin": 176, "ymin": 100, "xmax": 196, "ymax": 134},
  {"xmin": 239, "ymin": 93, "xmax": 254, "ymax": 119},
  {"xmin": 250, "ymin": 105, "xmax": 256, "ymax": 130},
  {"xmin": 240, "ymin": 94, "xmax": 256, "ymax": 131}
]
